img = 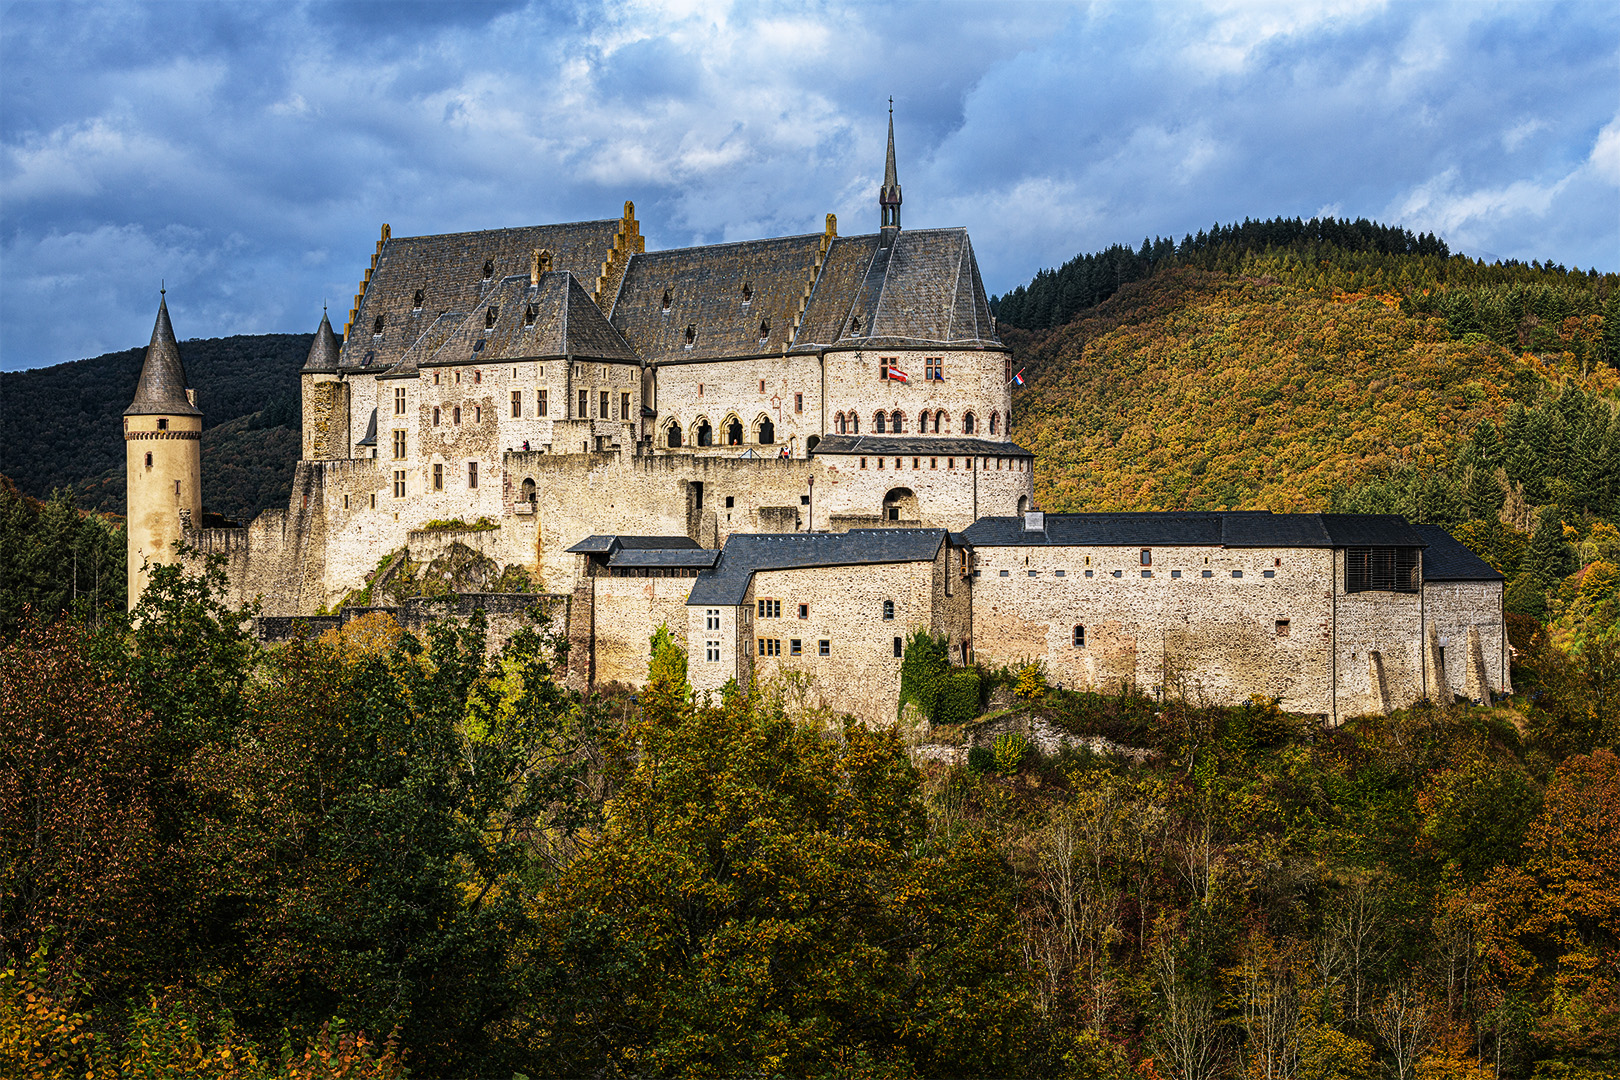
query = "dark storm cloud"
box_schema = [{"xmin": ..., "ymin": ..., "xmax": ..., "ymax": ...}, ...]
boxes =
[{"xmin": 1, "ymin": 0, "xmax": 1615, "ymax": 371}]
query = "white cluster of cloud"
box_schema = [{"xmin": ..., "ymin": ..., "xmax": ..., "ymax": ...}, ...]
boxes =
[{"xmin": 0, "ymin": 0, "xmax": 1614, "ymax": 370}]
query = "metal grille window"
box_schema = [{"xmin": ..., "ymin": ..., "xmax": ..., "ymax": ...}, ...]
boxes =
[
  {"xmin": 1345, "ymin": 547, "xmax": 1421, "ymax": 593},
  {"xmin": 1073, "ymin": 625, "xmax": 1085, "ymax": 647},
  {"xmin": 882, "ymin": 600, "xmax": 895, "ymax": 620}
]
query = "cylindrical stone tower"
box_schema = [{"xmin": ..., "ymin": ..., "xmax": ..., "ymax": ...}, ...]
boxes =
[{"xmin": 124, "ymin": 292, "xmax": 203, "ymax": 609}]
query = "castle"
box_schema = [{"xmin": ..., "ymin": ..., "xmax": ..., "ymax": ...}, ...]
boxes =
[{"xmin": 124, "ymin": 116, "xmax": 1508, "ymax": 724}]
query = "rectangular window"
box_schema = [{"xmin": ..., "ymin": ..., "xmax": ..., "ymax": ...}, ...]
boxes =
[
  {"xmin": 621, "ymin": 392, "xmax": 631, "ymax": 420},
  {"xmin": 1055, "ymin": 570, "xmax": 1066, "ymax": 577},
  {"xmin": 1141, "ymin": 549, "xmax": 1152, "ymax": 566},
  {"xmin": 882, "ymin": 599, "xmax": 895, "ymax": 620},
  {"xmin": 1345, "ymin": 547, "xmax": 1421, "ymax": 593},
  {"xmin": 794, "ymin": 393, "xmax": 803, "ymax": 412},
  {"xmin": 860, "ymin": 457, "xmax": 867, "ymax": 469},
  {"xmin": 759, "ymin": 380, "xmax": 766, "ymax": 393},
  {"xmin": 798, "ymin": 603, "xmax": 808, "ymax": 619},
  {"xmin": 601, "ymin": 390, "xmax": 610, "ymax": 419},
  {"xmin": 1073, "ymin": 625, "xmax": 1085, "ymax": 647},
  {"xmin": 343, "ymin": 494, "xmax": 350, "ymax": 509},
  {"xmin": 818, "ymin": 639, "xmax": 830, "ymax": 657},
  {"xmin": 1263, "ymin": 569, "xmax": 1276, "ymax": 578},
  {"xmin": 474, "ymin": 406, "xmax": 482, "ymax": 423},
  {"xmin": 757, "ymin": 638, "xmax": 781, "ymax": 657},
  {"xmin": 392, "ymin": 470, "xmax": 406, "ymax": 498},
  {"xmin": 468, "ymin": 461, "xmax": 478, "ymax": 488},
  {"xmin": 433, "ymin": 406, "xmax": 441, "ymax": 426},
  {"xmin": 453, "ymin": 406, "xmax": 462, "ymax": 424},
  {"xmin": 370, "ymin": 493, "xmax": 376, "ymax": 509},
  {"xmin": 1171, "ymin": 569, "xmax": 1182, "ymax": 578},
  {"xmin": 756, "ymin": 599, "xmax": 781, "ymax": 619},
  {"xmin": 1232, "ymin": 570, "xmax": 1243, "ymax": 578},
  {"xmin": 1202, "ymin": 569, "xmax": 1213, "ymax": 578},
  {"xmin": 1028, "ymin": 570, "xmax": 1037, "ymax": 578},
  {"xmin": 1276, "ymin": 619, "xmax": 1291, "ymax": 637},
  {"xmin": 578, "ymin": 389, "xmax": 588, "ymax": 418},
  {"xmin": 930, "ymin": 458, "xmax": 938, "ymax": 469},
  {"xmin": 1142, "ymin": 570, "xmax": 1152, "ymax": 578},
  {"xmin": 705, "ymin": 641, "xmax": 720, "ymax": 662},
  {"xmin": 474, "ymin": 370, "xmax": 482, "ymax": 384},
  {"xmin": 999, "ymin": 569, "xmax": 1010, "ymax": 577},
  {"xmin": 394, "ymin": 387, "xmax": 406, "ymax": 415},
  {"xmin": 538, "ymin": 389, "xmax": 548, "ymax": 416},
  {"xmin": 392, "ymin": 430, "xmax": 406, "ymax": 459},
  {"xmin": 433, "ymin": 372, "xmax": 440, "ymax": 385},
  {"xmin": 432, "ymin": 463, "xmax": 443, "ymax": 490},
  {"xmin": 706, "ymin": 609, "xmax": 720, "ymax": 630},
  {"xmin": 512, "ymin": 391, "xmax": 522, "ymax": 418},
  {"xmin": 892, "ymin": 637, "xmax": 903, "ymax": 658},
  {"xmin": 790, "ymin": 639, "xmax": 802, "ymax": 656}
]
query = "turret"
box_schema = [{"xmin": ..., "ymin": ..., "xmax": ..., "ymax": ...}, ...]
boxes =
[
  {"xmin": 879, "ymin": 98, "xmax": 902, "ymax": 246},
  {"xmin": 124, "ymin": 290, "xmax": 202, "ymax": 609},
  {"xmin": 300, "ymin": 307, "xmax": 348, "ymax": 460}
]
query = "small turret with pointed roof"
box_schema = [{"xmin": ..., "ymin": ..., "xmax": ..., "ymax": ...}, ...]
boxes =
[
  {"xmin": 302, "ymin": 306, "xmax": 341, "ymax": 372},
  {"xmin": 125, "ymin": 290, "xmax": 201, "ymax": 416},
  {"xmin": 879, "ymin": 97, "xmax": 902, "ymax": 245}
]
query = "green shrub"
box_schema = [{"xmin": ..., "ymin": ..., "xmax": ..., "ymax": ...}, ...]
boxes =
[
  {"xmin": 966, "ymin": 746, "xmax": 995, "ymax": 774},
  {"xmin": 992, "ymin": 732, "xmax": 1030, "ymax": 774},
  {"xmin": 898, "ymin": 630, "xmax": 950, "ymax": 718},
  {"xmin": 933, "ymin": 669, "xmax": 982, "ymax": 727}
]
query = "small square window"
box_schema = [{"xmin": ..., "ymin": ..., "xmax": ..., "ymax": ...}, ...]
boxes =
[
  {"xmin": 1055, "ymin": 570, "xmax": 1066, "ymax": 577},
  {"xmin": 1202, "ymin": 569, "xmax": 1213, "ymax": 578},
  {"xmin": 800, "ymin": 494, "xmax": 810, "ymax": 505},
  {"xmin": 725, "ymin": 496, "xmax": 735, "ymax": 508},
  {"xmin": 790, "ymin": 639, "xmax": 802, "ymax": 656},
  {"xmin": 1275, "ymin": 619, "xmax": 1290, "ymax": 637},
  {"xmin": 1263, "ymin": 570, "xmax": 1276, "ymax": 578},
  {"xmin": 1084, "ymin": 570, "xmax": 1094, "ymax": 578},
  {"xmin": 819, "ymin": 639, "xmax": 830, "ymax": 657},
  {"xmin": 1142, "ymin": 570, "xmax": 1152, "ymax": 578},
  {"xmin": 1112, "ymin": 570, "xmax": 1122, "ymax": 578},
  {"xmin": 999, "ymin": 570, "xmax": 1010, "ymax": 578},
  {"xmin": 798, "ymin": 603, "xmax": 808, "ymax": 619},
  {"xmin": 1028, "ymin": 570, "xmax": 1038, "ymax": 578},
  {"xmin": 1171, "ymin": 570, "xmax": 1182, "ymax": 578}
]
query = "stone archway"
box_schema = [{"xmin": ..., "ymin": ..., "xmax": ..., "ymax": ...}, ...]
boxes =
[
  {"xmin": 725, "ymin": 415, "xmax": 744, "ymax": 446},
  {"xmin": 696, "ymin": 418, "xmax": 713, "ymax": 446},
  {"xmin": 755, "ymin": 414, "xmax": 775, "ymax": 445},
  {"xmin": 883, "ymin": 487, "xmax": 918, "ymax": 523}
]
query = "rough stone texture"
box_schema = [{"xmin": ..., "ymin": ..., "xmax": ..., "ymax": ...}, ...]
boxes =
[
  {"xmin": 126, "ymin": 411, "xmax": 202, "ymax": 607},
  {"xmin": 1423, "ymin": 580, "xmax": 1510, "ymax": 699},
  {"xmin": 592, "ymin": 575, "xmax": 693, "ymax": 687},
  {"xmin": 252, "ymin": 593, "xmax": 566, "ymax": 653}
]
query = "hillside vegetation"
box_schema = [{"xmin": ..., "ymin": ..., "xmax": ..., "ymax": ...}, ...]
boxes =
[{"xmin": 0, "ymin": 333, "xmax": 308, "ymax": 522}]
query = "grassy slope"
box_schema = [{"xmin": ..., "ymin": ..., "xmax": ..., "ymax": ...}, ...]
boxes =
[{"xmin": 1007, "ymin": 266, "xmax": 1588, "ymax": 513}]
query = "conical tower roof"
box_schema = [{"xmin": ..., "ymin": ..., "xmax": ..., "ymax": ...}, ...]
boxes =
[
  {"xmin": 124, "ymin": 294, "xmax": 201, "ymax": 417},
  {"xmin": 302, "ymin": 309, "xmax": 340, "ymax": 372}
]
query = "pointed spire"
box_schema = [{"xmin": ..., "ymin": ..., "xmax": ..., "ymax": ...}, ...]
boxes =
[
  {"xmin": 302, "ymin": 308, "xmax": 341, "ymax": 372},
  {"xmin": 125, "ymin": 292, "xmax": 201, "ymax": 416},
  {"xmin": 879, "ymin": 97, "xmax": 902, "ymax": 243}
]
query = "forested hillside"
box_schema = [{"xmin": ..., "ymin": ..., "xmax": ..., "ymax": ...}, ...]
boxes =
[{"xmin": 0, "ymin": 333, "xmax": 308, "ymax": 522}]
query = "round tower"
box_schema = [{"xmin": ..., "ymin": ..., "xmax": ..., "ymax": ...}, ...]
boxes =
[
  {"xmin": 124, "ymin": 291, "xmax": 202, "ymax": 609},
  {"xmin": 300, "ymin": 307, "xmax": 347, "ymax": 460}
]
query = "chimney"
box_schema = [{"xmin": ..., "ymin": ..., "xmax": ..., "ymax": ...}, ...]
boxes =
[
  {"xmin": 531, "ymin": 248, "xmax": 552, "ymax": 286},
  {"xmin": 1023, "ymin": 509, "xmax": 1045, "ymax": 534}
]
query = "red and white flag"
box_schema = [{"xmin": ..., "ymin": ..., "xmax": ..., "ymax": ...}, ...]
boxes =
[{"xmin": 886, "ymin": 365, "xmax": 909, "ymax": 383}]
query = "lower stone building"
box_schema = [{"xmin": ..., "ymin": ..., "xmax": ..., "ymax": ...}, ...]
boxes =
[{"xmin": 961, "ymin": 511, "xmax": 1507, "ymax": 723}]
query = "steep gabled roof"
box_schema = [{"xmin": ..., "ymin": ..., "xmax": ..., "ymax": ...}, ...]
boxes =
[
  {"xmin": 792, "ymin": 229, "xmax": 1000, "ymax": 350},
  {"xmin": 125, "ymin": 295, "xmax": 201, "ymax": 417},
  {"xmin": 341, "ymin": 220, "xmax": 622, "ymax": 371},
  {"xmin": 1412, "ymin": 525, "xmax": 1504, "ymax": 581},
  {"xmin": 395, "ymin": 271, "xmax": 637, "ymax": 374},
  {"xmin": 687, "ymin": 529, "xmax": 946, "ymax": 607},
  {"xmin": 610, "ymin": 233, "xmax": 827, "ymax": 362}
]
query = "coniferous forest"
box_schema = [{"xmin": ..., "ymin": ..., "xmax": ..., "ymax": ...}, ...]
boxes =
[{"xmin": 2, "ymin": 218, "xmax": 1617, "ymax": 1077}]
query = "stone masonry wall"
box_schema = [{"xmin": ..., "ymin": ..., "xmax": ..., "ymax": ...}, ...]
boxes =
[{"xmin": 592, "ymin": 575, "xmax": 695, "ymax": 687}]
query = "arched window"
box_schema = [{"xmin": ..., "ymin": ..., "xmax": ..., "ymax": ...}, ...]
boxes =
[
  {"xmin": 835, "ymin": 413, "xmax": 846, "ymax": 434},
  {"xmin": 890, "ymin": 411, "xmax": 903, "ymax": 433},
  {"xmin": 485, "ymin": 307, "xmax": 498, "ymax": 328},
  {"xmin": 990, "ymin": 411, "xmax": 999, "ymax": 435},
  {"xmin": 874, "ymin": 412, "xmax": 886, "ymax": 433},
  {"xmin": 849, "ymin": 413, "xmax": 858, "ymax": 434},
  {"xmin": 521, "ymin": 477, "xmax": 536, "ymax": 505},
  {"xmin": 963, "ymin": 412, "xmax": 975, "ymax": 434},
  {"xmin": 726, "ymin": 416, "xmax": 744, "ymax": 445},
  {"xmin": 757, "ymin": 416, "xmax": 775, "ymax": 445},
  {"xmin": 806, "ymin": 435, "xmax": 820, "ymax": 453},
  {"xmin": 413, "ymin": 288, "xmax": 425, "ymax": 309},
  {"xmin": 667, "ymin": 421, "xmax": 683, "ymax": 448},
  {"xmin": 696, "ymin": 419, "xmax": 713, "ymax": 446}
]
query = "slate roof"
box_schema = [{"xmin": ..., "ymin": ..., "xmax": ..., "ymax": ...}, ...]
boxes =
[
  {"xmin": 1413, "ymin": 525, "xmax": 1504, "ymax": 581},
  {"xmin": 355, "ymin": 407, "xmax": 378, "ymax": 447},
  {"xmin": 962, "ymin": 512, "xmax": 1429, "ymax": 549},
  {"xmin": 301, "ymin": 310, "xmax": 341, "ymax": 373},
  {"xmin": 566, "ymin": 534, "xmax": 703, "ymax": 555},
  {"xmin": 126, "ymin": 296, "xmax": 202, "ymax": 417},
  {"xmin": 392, "ymin": 271, "xmax": 637, "ymax": 374},
  {"xmin": 687, "ymin": 529, "xmax": 947, "ymax": 607},
  {"xmin": 793, "ymin": 229, "xmax": 1000, "ymax": 350},
  {"xmin": 810, "ymin": 435, "xmax": 1034, "ymax": 458},
  {"xmin": 609, "ymin": 233, "xmax": 827, "ymax": 362},
  {"xmin": 340, "ymin": 220, "xmax": 622, "ymax": 371}
]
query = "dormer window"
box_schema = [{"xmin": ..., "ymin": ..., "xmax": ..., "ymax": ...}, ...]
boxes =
[
  {"xmin": 851, "ymin": 316, "xmax": 861, "ymax": 335},
  {"xmin": 685, "ymin": 324, "xmax": 696, "ymax": 347},
  {"xmin": 524, "ymin": 304, "xmax": 537, "ymax": 326},
  {"xmin": 741, "ymin": 282, "xmax": 752, "ymax": 303},
  {"xmin": 758, "ymin": 318, "xmax": 770, "ymax": 344},
  {"xmin": 662, "ymin": 289, "xmax": 672, "ymax": 312},
  {"xmin": 485, "ymin": 307, "xmax": 498, "ymax": 329},
  {"xmin": 412, "ymin": 288, "xmax": 424, "ymax": 309},
  {"xmin": 482, "ymin": 259, "xmax": 494, "ymax": 280},
  {"xmin": 373, "ymin": 315, "xmax": 384, "ymax": 336}
]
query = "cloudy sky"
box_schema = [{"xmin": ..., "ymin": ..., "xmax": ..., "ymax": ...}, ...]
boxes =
[{"xmin": 1, "ymin": 0, "xmax": 1615, "ymax": 371}]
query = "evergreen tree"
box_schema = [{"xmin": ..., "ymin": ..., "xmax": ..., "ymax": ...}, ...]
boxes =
[{"xmin": 1524, "ymin": 506, "xmax": 1574, "ymax": 585}]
